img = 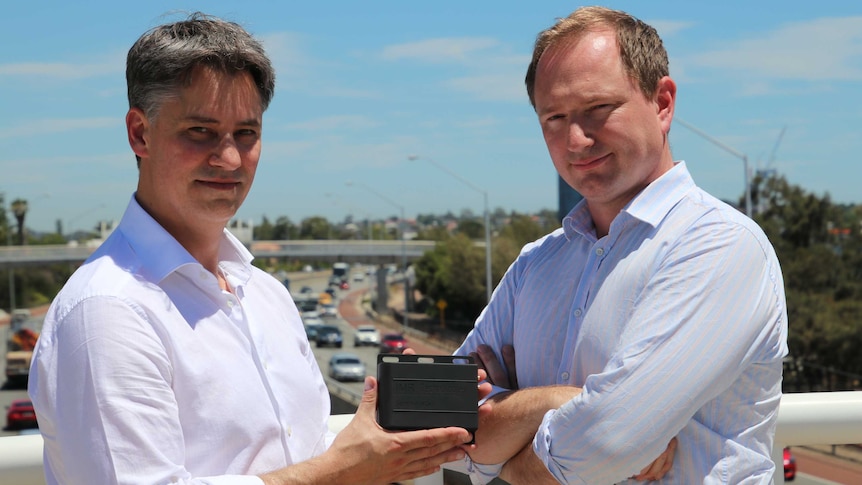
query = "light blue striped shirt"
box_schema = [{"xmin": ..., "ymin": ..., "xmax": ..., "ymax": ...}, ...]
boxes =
[{"xmin": 457, "ymin": 162, "xmax": 788, "ymax": 484}]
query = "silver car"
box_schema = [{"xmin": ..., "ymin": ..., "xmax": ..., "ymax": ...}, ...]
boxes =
[
  {"xmin": 354, "ymin": 324, "xmax": 381, "ymax": 347},
  {"xmin": 328, "ymin": 353, "xmax": 366, "ymax": 382}
]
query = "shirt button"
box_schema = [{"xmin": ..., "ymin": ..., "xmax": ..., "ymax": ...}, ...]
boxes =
[
  {"xmin": 596, "ymin": 247, "xmax": 604, "ymax": 256},
  {"xmin": 574, "ymin": 308, "xmax": 582, "ymax": 317},
  {"xmin": 561, "ymin": 372, "xmax": 570, "ymax": 381},
  {"xmin": 287, "ymin": 426, "xmax": 292, "ymax": 437}
]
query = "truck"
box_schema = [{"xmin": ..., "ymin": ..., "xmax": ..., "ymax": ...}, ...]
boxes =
[
  {"xmin": 5, "ymin": 309, "xmax": 38, "ymax": 386},
  {"xmin": 332, "ymin": 262, "xmax": 350, "ymax": 283}
]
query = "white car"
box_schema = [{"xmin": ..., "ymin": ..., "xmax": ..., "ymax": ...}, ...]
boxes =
[
  {"xmin": 303, "ymin": 315, "xmax": 324, "ymax": 327},
  {"xmin": 354, "ymin": 324, "xmax": 381, "ymax": 347},
  {"xmin": 351, "ymin": 272, "xmax": 365, "ymax": 282},
  {"xmin": 319, "ymin": 303, "xmax": 339, "ymax": 319}
]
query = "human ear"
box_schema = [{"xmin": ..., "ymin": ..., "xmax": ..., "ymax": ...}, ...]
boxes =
[
  {"xmin": 126, "ymin": 107, "xmax": 150, "ymax": 160},
  {"xmin": 655, "ymin": 76, "xmax": 676, "ymax": 134}
]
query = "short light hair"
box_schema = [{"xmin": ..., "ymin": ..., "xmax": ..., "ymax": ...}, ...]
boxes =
[{"xmin": 525, "ymin": 6, "xmax": 669, "ymax": 108}]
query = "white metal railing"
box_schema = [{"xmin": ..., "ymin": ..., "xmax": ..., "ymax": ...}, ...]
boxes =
[{"xmin": 2, "ymin": 392, "xmax": 861, "ymax": 485}]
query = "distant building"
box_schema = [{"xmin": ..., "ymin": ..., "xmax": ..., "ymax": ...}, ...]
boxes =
[
  {"xmin": 558, "ymin": 176, "xmax": 583, "ymax": 222},
  {"xmin": 227, "ymin": 219, "xmax": 254, "ymax": 246}
]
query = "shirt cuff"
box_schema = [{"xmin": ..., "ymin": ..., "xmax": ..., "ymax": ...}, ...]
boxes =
[
  {"xmin": 532, "ymin": 409, "xmax": 559, "ymax": 479},
  {"xmin": 463, "ymin": 455, "xmax": 505, "ymax": 485},
  {"xmin": 478, "ymin": 383, "xmax": 510, "ymax": 406}
]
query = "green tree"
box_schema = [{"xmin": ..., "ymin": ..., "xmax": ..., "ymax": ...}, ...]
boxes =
[
  {"xmin": 254, "ymin": 216, "xmax": 274, "ymax": 240},
  {"xmin": 457, "ymin": 219, "xmax": 484, "ymax": 239},
  {"xmin": 413, "ymin": 210, "xmax": 555, "ymax": 326},
  {"xmin": 272, "ymin": 216, "xmax": 296, "ymax": 240},
  {"xmin": 754, "ymin": 174, "xmax": 862, "ymax": 389},
  {"xmin": 414, "ymin": 233, "xmax": 486, "ymax": 330},
  {"xmin": 299, "ymin": 216, "xmax": 332, "ymax": 240}
]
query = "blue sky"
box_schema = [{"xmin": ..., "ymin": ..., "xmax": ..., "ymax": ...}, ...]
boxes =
[{"xmin": 2, "ymin": 1, "xmax": 860, "ymax": 234}]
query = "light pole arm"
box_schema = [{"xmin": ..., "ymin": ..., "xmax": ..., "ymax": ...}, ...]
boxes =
[
  {"xmin": 674, "ymin": 118, "xmax": 752, "ymax": 218},
  {"xmin": 409, "ymin": 155, "xmax": 493, "ymax": 303},
  {"xmin": 409, "ymin": 155, "xmax": 486, "ymax": 196}
]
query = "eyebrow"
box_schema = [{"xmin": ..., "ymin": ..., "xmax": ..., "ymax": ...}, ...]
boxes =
[
  {"xmin": 183, "ymin": 115, "xmax": 261, "ymax": 127},
  {"xmin": 537, "ymin": 93, "xmax": 615, "ymax": 116}
]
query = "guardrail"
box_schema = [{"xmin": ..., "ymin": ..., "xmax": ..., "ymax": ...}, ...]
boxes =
[
  {"xmin": 2, "ymin": 391, "xmax": 861, "ymax": 484},
  {"xmin": 0, "ymin": 240, "xmax": 446, "ymax": 267}
]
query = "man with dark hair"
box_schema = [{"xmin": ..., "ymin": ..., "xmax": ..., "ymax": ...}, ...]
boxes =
[
  {"xmin": 30, "ymin": 13, "xmax": 476, "ymax": 485},
  {"xmin": 458, "ymin": 6, "xmax": 788, "ymax": 484}
]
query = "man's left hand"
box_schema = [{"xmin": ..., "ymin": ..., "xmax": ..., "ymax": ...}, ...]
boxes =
[{"xmin": 470, "ymin": 344, "xmax": 518, "ymax": 389}]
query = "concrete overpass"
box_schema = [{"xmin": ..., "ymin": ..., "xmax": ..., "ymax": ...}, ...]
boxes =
[{"xmin": 0, "ymin": 240, "xmax": 456, "ymax": 268}]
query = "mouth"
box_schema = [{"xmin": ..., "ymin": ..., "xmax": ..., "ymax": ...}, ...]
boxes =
[
  {"xmin": 572, "ymin": 153, "xmax": 610, "ymax": 170},
  {"xmin": 197, "ymin": 179, "xmax": 241, "ymax": 191}
]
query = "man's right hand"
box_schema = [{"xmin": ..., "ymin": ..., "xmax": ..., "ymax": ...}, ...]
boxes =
[{"xmin": 261, "ymin": 376, "xmax": 472, "ymax": 485}]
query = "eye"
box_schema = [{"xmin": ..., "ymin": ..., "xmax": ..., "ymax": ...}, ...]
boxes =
[
  {"xmin": 186, "ymin": 126, "xmax": 214, "ymax": 141},
  {"xmin": 235, "ymin": 129, "xmax": 259, "ymax": 145}
]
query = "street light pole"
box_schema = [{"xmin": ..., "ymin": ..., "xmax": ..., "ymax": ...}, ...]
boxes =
[
  {"xmin": 675, "ymin": 118, "xmax": 753, "ymax": 218},
  {"xmin": 345, "ymin": 181, "xmax": 409, "ymax": 330},
  {"xmin": 409, "ymin": 155, "xmax": 493, "ymax": 303},
  {"xmin": 2, "ymin": 194, "xmax": 16, "ymax": 313}
]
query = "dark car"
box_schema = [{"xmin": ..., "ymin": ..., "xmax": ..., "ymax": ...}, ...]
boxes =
[
  {"xmin": 6, "ymin": 398, "xmax": 37, "ymax": 430},
  {"xmin": 316, "ymin": 325, "xmax": 343, "ymax": 348},
  {"xmin": 379, "ymin": 333, "xmax": 407, "ymax": 354},
  {"xmin": 304, "ymin": 322, "xmax": 323, "ymax": 341},
  {"xmin": 784, "ymin": 447, "xmax": 796, "ymax": 481}
]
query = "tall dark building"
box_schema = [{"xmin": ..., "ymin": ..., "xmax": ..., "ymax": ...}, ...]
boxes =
[{"xmin": 558, "ymin": 175, "xmax": 583, "ymax": 222}]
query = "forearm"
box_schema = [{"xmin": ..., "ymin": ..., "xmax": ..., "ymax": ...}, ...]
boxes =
[
  {"xmin": 259, "ymin": 452, "xmax": 340, "ymax": 485},
  {"xmin": 470, "ymin": 385, "xmax": 580, "ymax": 465},
  {"xmin": 499, "ymin": 443, "xmax": 558, "ymax": 485}
]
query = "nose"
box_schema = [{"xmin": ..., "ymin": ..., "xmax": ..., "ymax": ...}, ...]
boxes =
[
  {"xmin": 210, "ymin": 135, "xmax": 242, "ymax": 170},
  {"xmin": 566, "ymin": 121, "xmax": 594, "ymax": 152}
]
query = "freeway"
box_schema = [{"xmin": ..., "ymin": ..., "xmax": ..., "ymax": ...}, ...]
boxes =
[{"xmin": 3, "ymin": 269, "xmax": 862, "ymax": 484}]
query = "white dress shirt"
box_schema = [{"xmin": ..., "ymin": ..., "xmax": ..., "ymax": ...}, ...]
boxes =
[
  {"xmin": 458, "ymin": 162, "xmax": 788, "ymax": 484},
  {"xmin": 29, "ymin": 196, "xmax": 331, "ymax": 485}
]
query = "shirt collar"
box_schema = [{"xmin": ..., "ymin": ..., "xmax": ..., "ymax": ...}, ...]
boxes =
[
  {"xmin": 116, "ymin": 194, "xmax": 254, "ymax": 284},
  {"xmin": 562, "ymin": 161, "xmax": 695, "ymax": 239}
]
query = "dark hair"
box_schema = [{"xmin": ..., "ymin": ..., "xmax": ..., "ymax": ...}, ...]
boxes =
[
  {"xmin": 126, "ymin": 12, "xmax": 275, "ymax": 119},
  {"xmin": 525, "ymin": 6, "xmax": 669, "ymax": 108}
]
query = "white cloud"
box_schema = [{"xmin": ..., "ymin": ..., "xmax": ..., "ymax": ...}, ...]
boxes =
[
  {"xmin": 455, "ymin": 117, "xmax": 502, "ymax": 130},
  {"xmin": 693, "ymin": 16, "xmax": 862, "ymax": 81},
  {"xmin": 381, "ymin": 37, "xmax": 499, "ymax": 63},
  {"xmin": 0, "ymin": 117, "xmax": 119, "ymax": 139},
  {"xmin": 446, "ymin": 73, "xmax": 527, "ymax": 102},
  {"xmin": 283, "ymin": 115, "xmax": 381, "ymax": 132},
  {"xmin": 0, "ymin": 60, "xmax": 120, "ymax": 79},
  {"xmin": 0, "ymin": 50, "xmax": 125, "ymax": 80},
  {"xmin": 648, "ymin": 20, "xmax": 696, "ymax": 37}
]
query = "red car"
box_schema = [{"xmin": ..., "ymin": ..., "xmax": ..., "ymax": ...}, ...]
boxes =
[
  {"xmin": 379, "ymin": 333, "xmax": 407, "ymax": 354},
  {"xmin": 783, "ymin": 447, "xmax": 796, "ymax": 481},
  {"xmin": 6, "ymin": 398, "xmax": 38, "ymax": 430}
]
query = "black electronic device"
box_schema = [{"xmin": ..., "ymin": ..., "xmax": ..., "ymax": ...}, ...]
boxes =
[{"xmin": 377, "ymin": 354, "xmax": 478, "ymax": 435}]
